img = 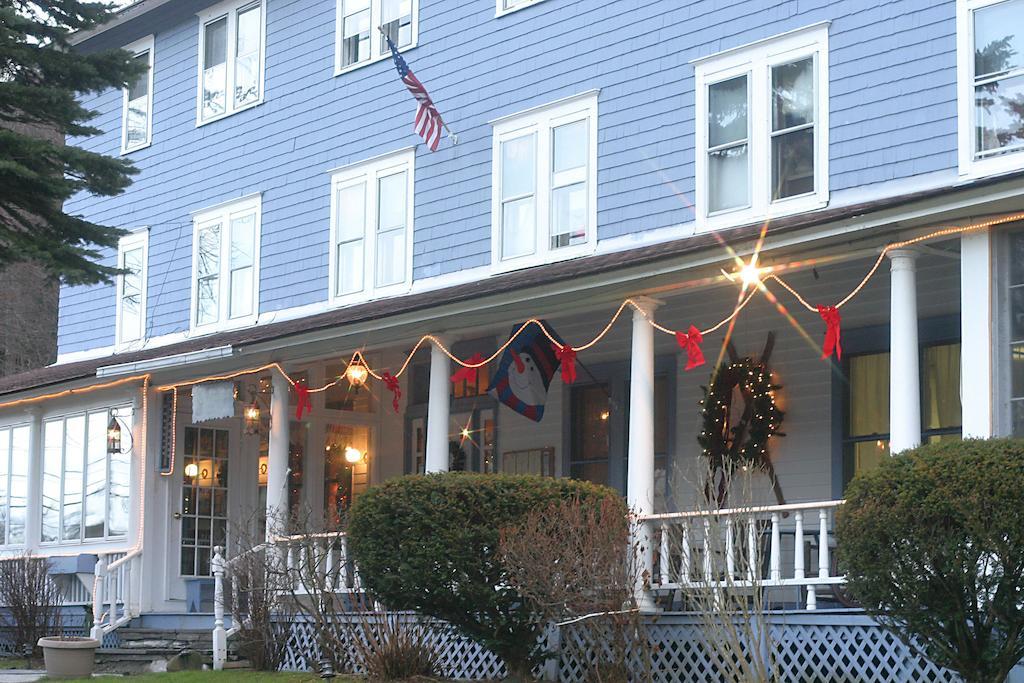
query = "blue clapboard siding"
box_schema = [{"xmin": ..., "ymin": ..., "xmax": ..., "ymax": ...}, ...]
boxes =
[{"xmin": 58, "ymin": 0, "xmax": 960, "ymax": 355}]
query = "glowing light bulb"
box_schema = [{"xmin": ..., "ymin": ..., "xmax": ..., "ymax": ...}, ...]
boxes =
[
  {"xmin": 461, "ymin": 428, "xmax": 471, "ymax": 439},
  {"xmin": 184, "ymin": 463, "xmax": 199, "ymax": 478},
  {"xmin": 346, "ymin": 362, "xmax": 369, "ymax": 386},
  {"xmin": 344, "ymin": 446, "xmax": 364, "ymax": 464}
]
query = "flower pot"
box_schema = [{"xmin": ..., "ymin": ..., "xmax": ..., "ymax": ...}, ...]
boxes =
[{"xmin": 37, "ymin": 636, "xmax": 99, "ymax": 679}]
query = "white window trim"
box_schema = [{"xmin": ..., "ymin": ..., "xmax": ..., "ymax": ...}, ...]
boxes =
[
  {"xmin": 39, "ymin": 405, "xmax": 133, "ymax": 547},
  {"xmin": 333, "ymin": 0, "xmax": 419, "ymax": 77},
  {"xmin": 195, "ymin": 0, "xmax": 267, "ymax": 126},
  {"xmin": 0, "ymin": 423, "xmax": 30, "ymax": 548},
  {"xmin": 693, "ymin": 22, "xmax": 830, "ymax": 232},
  {"xmin": 115, "ymin": 229, "xmax": 149, "ymax": 350},
  {"xmin": 956, "ymin": 0, "xmax": 1024, "ymax": 178},
  {"xmin": 495, "ymin": 0, "xmax": 548, "ymax": 18},
  {"xmin": 189, "ymin": 193, "xmax": 262, "ymax": 333},
  {"xmin": 121, "ymin": 35, "xmax": 154, "ymax": 154},
  {"xmin": 489, "ymin": 91, "xmax": 599, "ymax": 274},
  {"xmin": 328, "ymin": 148, "xmax": 415, "ymax": 306}
]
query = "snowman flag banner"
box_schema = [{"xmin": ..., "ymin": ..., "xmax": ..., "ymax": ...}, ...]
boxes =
[{"xmin": 487, "ymin": 321, "xmax": 565, "ymax": 422}]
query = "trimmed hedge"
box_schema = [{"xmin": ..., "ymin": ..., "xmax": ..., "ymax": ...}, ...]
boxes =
[
  {"xmin": 347, "ymin": 472, "xmax": 625, "ymax": 678},
  {"xmin": 836, "ymin": 438, "xmax": 1024, "ymax": 683}
]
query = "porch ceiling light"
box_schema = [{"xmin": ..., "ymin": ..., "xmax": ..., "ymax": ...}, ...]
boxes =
[
  {"xmin": 738, "ymin": 262, "xmax": 763, "ymax": 288},
  {"xmin": 184, "ymin": 462, "xmax": 199, "ymax": 478},
  {"xmin": 345, "ymin": 361, "xmax": 369, "ymax": 387},
  {"xmin": 243, "ymin": 396, "xmax": 261, "ymax": 435},
  {"xmin": 106, "ymin": 416, "xmax": 122, "ymax": 454},
  {"xmin": 344, "ymin": 446, "xmax": 365, "ymax": 464}
]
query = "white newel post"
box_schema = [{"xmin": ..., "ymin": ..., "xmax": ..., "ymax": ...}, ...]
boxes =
[
  {"xmin": 267, "ymin": 371, "xmax": 291, "ymax": 538},
  {"xmin": 212, "ymin": 546, "xmax": 226, "ymax": 671},
  {"xmin": 425, "ymin": 337, "xmax": 451, "ymax": 473},
  {"xmin": 627, "ymin": 298, "xmax": 658, "ymax": 611},
  {"xmin": 961, "ymin": 231, "xmax": 993, "ymax": 438},
  {"xmin": 888, "ymin": 250, "xmax": 921, "ymax": 454},
  {"xmin": 91, "ymin": 554, "xmax": 106, "ymax": 641}
]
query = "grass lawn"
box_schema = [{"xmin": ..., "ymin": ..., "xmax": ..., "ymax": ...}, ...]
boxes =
[{"xmin": 59, "ymin": 673, "xmax": 362, "ymax": 682}]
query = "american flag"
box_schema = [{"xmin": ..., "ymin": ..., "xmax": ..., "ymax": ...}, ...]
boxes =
[{"xmin": 384, "ymin": 33, "xmax": 447, "ymax": 152}]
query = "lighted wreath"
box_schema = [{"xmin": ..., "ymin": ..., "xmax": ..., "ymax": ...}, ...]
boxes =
[{"xmin": 698, "ymin": 333, "xmax": 786, "ymax": 507}]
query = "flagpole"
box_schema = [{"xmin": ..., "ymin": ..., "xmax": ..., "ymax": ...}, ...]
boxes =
[{"xmin": 378, "ymin": 26, "xmax": 458, "ymax": 146}]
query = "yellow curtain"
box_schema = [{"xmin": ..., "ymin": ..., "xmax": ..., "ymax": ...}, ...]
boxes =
[{"xmin": 922, "ymin": 343, "xmax": 962, "ymax": 430}]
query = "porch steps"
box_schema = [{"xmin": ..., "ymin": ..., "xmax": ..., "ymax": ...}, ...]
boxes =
[{"xmin": 96, "ymin": 628, "xmax": 226, "ymax": 674}]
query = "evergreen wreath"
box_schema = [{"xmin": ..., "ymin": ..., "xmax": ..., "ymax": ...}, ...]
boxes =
[{"xmin": 698, "ymin": 333, "xmax": 787, "ymax": 507}]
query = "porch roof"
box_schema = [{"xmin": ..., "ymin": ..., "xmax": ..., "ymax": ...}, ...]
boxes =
[{"xmin": 2, "ymin": 170, "xmax": 1021, "ymax": 400}]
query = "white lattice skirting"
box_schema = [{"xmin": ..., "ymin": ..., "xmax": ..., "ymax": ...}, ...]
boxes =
[{"xmin": 275, "ymin": 610, "xmax": 992, "ymax": 682}]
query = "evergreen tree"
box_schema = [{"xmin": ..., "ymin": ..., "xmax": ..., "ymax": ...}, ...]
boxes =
[{"xmin": 0, "ymin": 1, "xmax": 144, "ymax": 284}]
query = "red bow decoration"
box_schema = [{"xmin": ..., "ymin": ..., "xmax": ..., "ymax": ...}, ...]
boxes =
[
  {"xmin": 293, "ymin": 379, "xmax": 312, "ymax": 421},
  {"xmin": 818, "ymin": 305, "xmax": 842, "ymax": 360},
  {"xmin": 381, "ymin": 372, "xmax": 401, "ymax": 413},
  {"xmin": 553, "ymin": 344, "xmax": 578, "ymax": 385},
  {"xmin": 450, "ymin": 353, "xmax": 485, "ymax": 385},
  {"xmin": 675, "ymin": 325, "xmax": 706, "ymax": 371}
]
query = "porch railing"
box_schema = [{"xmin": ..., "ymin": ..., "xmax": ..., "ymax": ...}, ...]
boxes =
[
  {"xmin": 211, "ymin": 531, "xmax": 359, "ymax": 670},
  {"xmin": 90, "ymin": 548, "xmax": 143, "ymax": 639},
  {"xmin": 642, "ymin": 499, "xmax": 846, "ymax": 610}
]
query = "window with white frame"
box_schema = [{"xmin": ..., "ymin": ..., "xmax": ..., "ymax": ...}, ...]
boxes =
[
  {"xmin": 191, "ymin": 195, "xmax": 260, "ymax": 330},
  {"xmin": 116, "ymin": 231, "xmax": 148, "ymax": 346},
  {"xmin": 496, "ymin": 0, "xmax": 546, "ymax": 15},
  {"xmin": 957, "ymin": 0, "xmax": 1024, "ymax": 176},
  {"xmin": 694, "ymin": 24, "xmax": 829, "ymax": 229},
  {"xmin": 198, "ymin": 0, "xmax": 265, "ymax": 124},
  {"xmin": 329, "ymin": 149, "xmax": 414, "ymax": 303},
  {"xmin": 491, "ymin": 92, "xmax": 598, "ymax": 270},
  {"xmin": 335, "ymin": 0, "xmax": 417, "ymax": 74},
  {"xmin": 41, "ymin": 408, "xmax": 131, "ymax": 544},
  {"xmin": 121, "ymin": 36, "xmax": 154, "ymax": 153},
  {"xmin": 0, "ymin": 425, "xmax": 30, "ymax": 546}
]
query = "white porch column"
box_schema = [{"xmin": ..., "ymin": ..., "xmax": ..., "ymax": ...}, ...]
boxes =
[
  {"xmin": 24, "ymin": 407, "xmax": 42, "ymax": 552},
  {"xmin": 425, "ymin": 337, "xmax": 451, "ymax": 473},
  {"xmin": 961, "ymin": 231, "xmax": 993, "ymax": 438},
  {"xmin": 627, "ymin": 298, "xmax": 659, "ymax": 611},
  {"xmin": 266, "ymin": 371, "xmax": 291, "ymax": 536},
  {"xmin": 889, "ymin": 249, "xmax": 922, "ymax": 453}
]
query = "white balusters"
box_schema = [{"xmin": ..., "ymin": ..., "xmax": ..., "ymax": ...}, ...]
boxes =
[
  {"xmin": 659, "ymin": 524, "xmax": 670, "ymax": 585},
  {"xmin": 680, "ymin": 523, "xmax": 691, "ymax": 586},
  {"xmin": 746, "ymin": 518, "xmax": 758, "ymax": 583},
  {"xmin": 701, "ymin": 519, "xmax": 712, "ymax": 582},
  {"xmin": 725, "ymin": 518, "xmax": 735, "ymax": 580},
  {"xmin": 818, "ymin": 508, "xmax": 829, "ymax": 580},
  {"xmin": 212, "ymin": 546, "xmax": 226, "ymax": 671},
  {"xmin": 769, "ymin": 512, "xmax": 781, "ymax": 583},
  {"xmin": 793, "ymin": 511, "xmax": 805, "ymax": 581}
]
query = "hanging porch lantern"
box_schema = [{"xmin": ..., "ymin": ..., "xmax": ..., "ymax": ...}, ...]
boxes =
[
  {"xmin": 106, "ymin": 416, "xmax": 122, "ymax": 454},
  {"xmin": 345, "ymin": 359, "xmax": 369, "ymax": 387},
  {"xmin": 243, "ymin": 398, "xmax": 261, "ymax": 435}
]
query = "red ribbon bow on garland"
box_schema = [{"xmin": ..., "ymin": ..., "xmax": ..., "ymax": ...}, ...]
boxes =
[
  {"xmin": 381, "ymin": 372, "xmax": 401, "ymax": 413},
  {"xmin": 818, "ymin": 305, "xmax": 842, "ymax": 360},
  {"xmin": 450, "ymin": 353, "xmax": 485, "ymax": 385},
  {"xmin": 294, "ymin": 379, "xmax": 312, "ymax": 421},
  {"xmin": 553, "ymin": 344, "xmax": 578, "ymax": 385},
  {"xmin": 675, "ymin": 325, "xmax": 706, "ymax": 371}
]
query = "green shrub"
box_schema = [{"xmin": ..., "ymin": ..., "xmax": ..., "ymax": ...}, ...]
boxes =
[
  {"xmin": 836, "ymin": 438, "xmax": 1024, "ymax": 683},
  {"xmin": 347, "ymin": 472, "xmax": 625, "ymax": 679}
]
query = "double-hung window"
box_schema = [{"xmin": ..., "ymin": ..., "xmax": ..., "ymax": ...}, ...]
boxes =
[
  {"xmin": 335, "ymin": 0, "xmax": 417, "ymax": 74},
  {"xmin": 329, "ymin": 149, "xmax": 414, "ymax": 304},
  {"xmin": 191, "ymin": 195, "xmax": 261, "ymax": 331},
  {"xmin": 694, "ymin": 24, "xmax": 829, "ymax": 229},
  {"xmin": 0, "ymin": 425, "xmax": 29, "ymax": 547},
  {"xmin": 121, "ymin": 36, "xmax": 154, "ymax": 153},
  {"xmin": 41, "ymin": 408, "xmax": 131, "ymax": 544},
  {"xmin": 957, "ymin": 0, "xmax": 1024, "ymax": 176},
  {"xmin": 491, "ymin": 92, "xmax": 598, "ymax": 271},
  {"xmin": 116, "ymin": 231, "xmax": 148, "ymax": 347},
  {"xmin": 198, "ymin": 0, "xmax": 265, "ymax": 124}
]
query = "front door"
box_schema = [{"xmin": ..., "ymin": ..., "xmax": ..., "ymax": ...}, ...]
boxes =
[{"xmin": 179, "ymin": 426, "xmax": 229, "ymax": 577}]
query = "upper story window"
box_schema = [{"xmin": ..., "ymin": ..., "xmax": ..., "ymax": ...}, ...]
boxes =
[
  {"xmin": 1005, "ymin": 230, "xmax": 1024, "ymax": 434},
  {"xmin": 490, "ymin": 92, "xmax": 598, "ymax": 272},
  {"xmin": 496, "ymin": 0, "xmax": 546, "ymax": 16},
  {"xmin": 957, "ymin": 0, "xmax": 1024, "ymax": 177},
  {"xmin": 329, "ymin": 149, "xmax": 414, "ymax": 304},
  {"xmin": 191, "ymin": 195, "xmax": 261, "ymax": 331},
  {"xmin": 0, "ymin": 424, "xmax": 30, "ymax": 547},
  {"xmin": 198, "ymin": 0, "xmax": 265, "ymax": 124},
  {"xmin": 335, "ymin": 0, "xmax": 417, "ymax": 75},
  {"xmin": 121, "ymin": 36, "xmax": 154, "ymax": 154},
  {"xmin": 42, "ymin": 408, "xmax": 131, "ymax": 544},
  {"xmin": 116, "ymin": 230, "xmax": 148, "ymax": 347},
  {"xmin": 694, "ymin": 23, "xmax": 829, "ymax": 230}
]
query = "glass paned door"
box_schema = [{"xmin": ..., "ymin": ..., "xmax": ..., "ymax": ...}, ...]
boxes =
[
  {"xmin": 181, "ymin": 427, "xmax": 229, "ymax": 576},
  {"xmin": 569, "ymin": 383, "xmax": 611, "ymax": 485},
  {"xmin": 323, "ymin": 424, "xmax": 370, "ymax": 528}
]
